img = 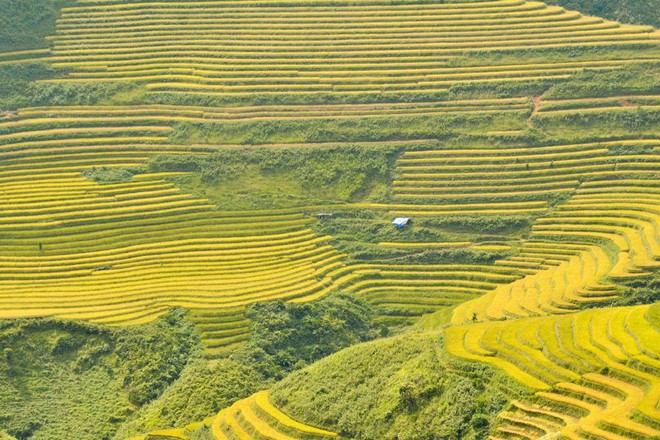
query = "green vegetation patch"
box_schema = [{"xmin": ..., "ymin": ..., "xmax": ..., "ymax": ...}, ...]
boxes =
[
  {"xmin": 0, "ymin": 323, "xmax": 123, "ymax": 440},
  {"xmin": 543, "ymin": 0, "xmax": 660, "ymax": 28},
  {"xmin": 113, "ymin": 294, "xmax": 382, "ymax": 437},
  {"xmin": 612, "ymin": 272, "xmax": 660, "ymax": 307},
  {"xmin": 0, "ymin": 310, "xmax": 201, "ymax": 440},
  {"xmin": 113, "ymin": 358, "xmax": 265, "ymax": 439},
  {"xmin": 149, "ymin": 146, "xmax": 400, "ymax": 209},
  {"xmin": 0, "ymin": 63, "xmax": 145, "ymax": 111},
  {"xmin": 82, "ymin": 166, "xmax": 145, "ymax": 184},
  {"xmin": 313, "ymin": 209, "xmax": 516, "ymax": 265},
  {"xmin": 233, "ymin": 295, "xmax": 384, "ymax": 381},
  {"xmin": 169, "ymin": 113, "xmax": 526, "ymax": 146},
  {"xmin": 0, "ymin": 0, "xmax": 74, "ymax": 52},
  {"xmin": 545, "ymin": 64, "xmax": 660, "ymax": 100},
  {"xmin": 151, "ymin": 90, "xmax": 450, "ymax": 107},
  {"xmin": 534, "ymin": 107, "xmax": 660, "ymax": 139},
  {"xmin": 271, "ymin": 332, "xmax": 525, "ymax": 440}
]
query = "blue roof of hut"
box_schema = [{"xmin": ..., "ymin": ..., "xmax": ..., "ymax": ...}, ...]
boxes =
[{"xmin": 392, "ymin": 217, "xmax": 410, "ymax": 227}]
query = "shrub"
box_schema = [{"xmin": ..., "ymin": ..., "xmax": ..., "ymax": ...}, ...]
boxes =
[
  {"xmin": 116, "ymin": 309, "xmax": 200, "ymax": 406},
  {"xmin": 233, "ymin": 294, "xmax": 382, "ymax": 380},
  {"xmin": 82, "ymin": 166, "xmax": 145, "ymax": 184}
]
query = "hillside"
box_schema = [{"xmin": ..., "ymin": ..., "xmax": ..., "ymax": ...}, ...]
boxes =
[
  {"xmin": 0, "ymin": 0, "xmax": 658, "ymax": 438},
  {"xmin": 543, "ymin": 0, "xmax": 660, "ymax": 28}
]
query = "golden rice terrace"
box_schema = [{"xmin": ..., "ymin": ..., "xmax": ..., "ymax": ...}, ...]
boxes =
[{"xmin": 0, "ymin": 0, "xmax": 658, "ymax": 438}]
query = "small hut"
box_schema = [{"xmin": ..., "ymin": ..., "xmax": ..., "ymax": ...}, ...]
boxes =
[{"xmin": 392, "ymin": 217, "xmax": 411, "ymax": 230}]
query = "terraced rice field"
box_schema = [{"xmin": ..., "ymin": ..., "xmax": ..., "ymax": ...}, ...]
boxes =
[
  {"xmin": 14, "ymin": 98, "xmax": 532, "ymax": 122},
  {"xmin": 0, "ymin": 48, "xmax": 52, "ymax": 65},
  {"xmin": 535, "ymin": 95, "xmax": 660, "ymax": 113},
  {"xmin": 446, "ymin": 304, "xmax": 660, "ymax": 440},
  {"xmin": 400, "ymin": 134, "xmax": 660, "ymax": 436},
  {"xmin": 0, "ymin": 105, "xmax": 559, "ymax": 354},
  {"xmin": 2, "ymin": 103, "xmax": 659, "ymax": 358},
  {"xmin": 37, "ymin": 0, "xmax": 660, "ymax": 98},
  {"xmin": 211, "ymin": 391, "xmax": 338, "ymax": 440},
  {"xmin": 1, "ymin": 0, "xmax": 659, "ymax": 436},
  {"xmin": 394, "ymin": 139, "xmax": 660, "ymax": 204},
  {"xmin": 130, "ymin": 390, "xmax": 338, "ymax": 439},
  {"xmin": 390, "ymin": 138, "xmax": 660, "ymax": 321},
  {"xmin": 0, "ymin": 113, "xmax": 350, "ymax": 355},
  {"xmin": 454, "ymin": 213, "xmax": 656, "ymax": 321},
  {"xmin": 0, "ymin": 165, "xmax": 345, "ymax": 354},
  {"xmin": 334, "ymin": 263, "xmax": 522, "ymax": 323}
]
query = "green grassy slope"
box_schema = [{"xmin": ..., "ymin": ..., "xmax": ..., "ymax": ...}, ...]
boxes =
[
  {"xmin": 0, "ymin": 295, "xmax": 381, "ymax": 440},
  {"xmin": 0, "ymin": 311, "xmax": 200, "ymax": 440},
  {"xmin": 0, "ymin": 0, "xmax": 73, "ymax": 53},
  {"xmin": 270, "ymin": 332, "xmax": 525, "ymax": 440},
  {"xmin": 116, "ymin": 294, "xmax": 381, "ymax": 437},
  {"xmin": 543, "ymin": 0, "xmax": 660, "ymax": 28}
]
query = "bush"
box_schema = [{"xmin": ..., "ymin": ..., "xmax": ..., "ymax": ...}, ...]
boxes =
[
  {"xmin": 449, "ymin": 78, "xmax": 559, "ymax": 100},
  {"xmin": 51, "ymin": 334, "xmax": 83, "ymax": 355},
  {"xmin": 115, "ymin": 309, "xmax": 200, "ymax": 406},
  {"xmin": 611, "ymin": 273, "xmax": 660, "ymax": 306},
  {"xmin": 167, "ymin": 112, "xmax": 515, "ymax": 146},
  {"xmin": 82, "ymin": 166, "xmax": 144, "ymax": 184},
  {"xmin": 149, "ymin": 89, "xmax": 450, "ymax": 107},
  {"xmin": 233, "ymin": 294, "xmax": 382, "ymax": 380},
  {"xmin": 3, "ymin": 348, "xmax": 12, "ymax": 364},
  {"xmin": 422, "ymin": 216, "xmax": 533, "ymax": 235}
]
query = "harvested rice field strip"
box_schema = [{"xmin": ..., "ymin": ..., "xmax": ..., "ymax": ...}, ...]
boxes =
[
  {"xmin": 12, "ymin": 99, "xmax": 530, "ymax": 121},
  {"xmin": 537, "ymin": 95, "xmax": 660, "ymax": 112}
]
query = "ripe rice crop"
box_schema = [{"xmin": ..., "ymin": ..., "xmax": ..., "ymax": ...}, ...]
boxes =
[
  {"xmin": 446, "ymin": 304, "xmax": 660, "ymax": 439},
  {"xmin": 37, "ymin": 0, "xmax": 660, "ymax": 98},
  {"xmin": 210, "ymin": 390, "xmax": 337, "ymax": 439}
]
